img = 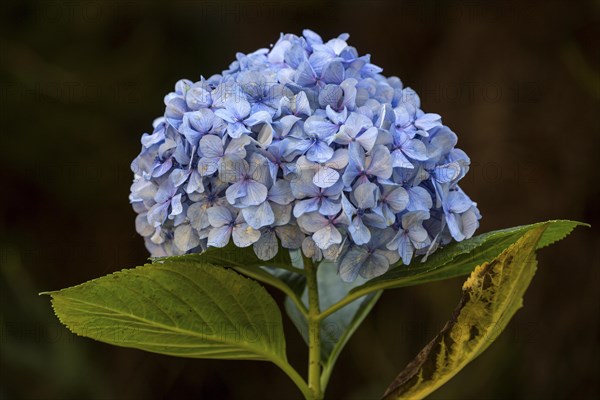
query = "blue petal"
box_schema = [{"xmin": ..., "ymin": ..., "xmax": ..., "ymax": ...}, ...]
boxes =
[
  {"xmin": 174, "ymin": 224, "xmax": 200, "ymax": 252},
  {"xmin": 188, "ymin": 202, "xmax": 209, "ymax": 230},
  {"xmin": 322, "ymin": 178, "xmax": 344, "ymax": 196},
  {"xmin": 147, "ymin": 201, "xmax": 170, "ymax": 227},
  {"xmin": 341, "ymin": 193, "xmax": 356, "ymax": 220},
  {"xmin": 154, "ymin": 179, "xmax": 176, "ymax": 203},
  {"xmin": 445, "ymin": 212, "xmax": 465, "ymax": 242},
  {"xmin": 304, "ymin": 116, "xmax": 338, "ymax": 139},
  {"xmin": 293, "ymin": 198, "xmax": 320, "ymax": 218},
  {"xmin": 402, "ymin": 138, "xmax": 428, "ymax": 161},
  {"xmin": 293, "ymin": 91, "xmax": 312, "ymax": 117},
  {"xmin": 362, "ymin": 212, "xmax": 388, "ymax": 229},
  {"xmin": 141, "ymin": 127, "xmax": 165, "ymax": 148},
  {"xmin": 344, "ymin": 112, "xmax": 372, "ymax": 136},
  {"xmin": 303, "ymin": 29, "xmax": 323, "ymax": 47},
  {"xmin": 242, "ymin": 202, "xmax": 275, "ymax": 229},
  {"xmin": 359, "ymin": 252, "xmax": 390, "ymax": 279},
  {"xmin": 268, "ymin": 179, "xmax": 294, "ymax": 205},
  {"xmin": 253, "ymin": 230, "xmax": 279, "ymax": 260},
  {"xmin": 339, "ymin": 247, "xmax": 369, "ymax": 282},
  {"xmin": 135, "ymin": 213, "xmax": 154, "ymax": 237},
  {"xmin": 313, "ymin": 223, "xmax": 342, "ymax": 250},
  {"xmin": 227, "ymin": 121, "xmax": 250, "ymax": 138},
  {"xmin": 415, "ymin": 113, "xmax": 442, "ymax": 131},
  {"xmin": 170, "ymin": 168, "xmax": 190, "ymax": 187},
  {"xmin": 313, "ymin": 166, "xmax": 340, "ymax": 188},
  {"xmin": 224, "ymin": 136, "xmax": 250, "ymax": 159},
  {"xmin": 207, "ymin": 206, "xmax": 234, "ymax": 227},
  {"xmin": 282, "ymin": 137, "xmax": 312, "ymax": 159},
  {"xmin": 402, "ymin": 210, "xmax": 430, "ymax": 230},
  {"xmin": 426, "ymin": 126, "xmax": 457, "ymax": 161},
  {"xmin": 434, "ymin": 162, "xmax": 461, "ymax": 183},
  {"xmin": 461, "ymin": 207, "xmax": 480, "ymax": 239},
  {"xmin": 198, "ymin": 157, "xmax": 219, "ymax": 176},
  {"xmin": 208, "ymin": 225, "xmax": 232, "ymax": 248},
  {"xmin": 319, "ymin": 197, "xmax": 341, "ymax": 216},
  {"xmin": 446, "ymin": 190, "xmax": 472, "ymax": 214},
  {"xmin": 241, "ymin": 180, "xmax": 268, "ymax": 206},
  {"xmin": 295, "ymin": 61, "xmax": 317, "ymax": 87},
  {"xmin": 356, "ymin": 127, "xmax": 379, "ymax": 152},
  {"xmin": 188, "ymin": 109, "xmax": 214, "ymax": 133},
  {"xmin": 255, "ymin": 124, "xmax": 273, "ymax": 148},
  {"xmin": 391, "ymin": 149, "xmax": 414, "ymax": 169},
  {"xmin": 248, "ymin": 154, "xmax": 271, "ymax": 186},
  {"xmin": 186, "ymin": 86, "xmax": 212, "ymax": 109},
  {"xmin": 348, "ymin": 141, "xmax": 366, "ymax": 168},
  {"xmin": 366, "ymin": 145, "xmax": 392, "ymax": 179},
  {"xmin": 232, "ymin": 223, "xmax": 261, "ymax": 247},
  {"xmin": 397, "ymin": 234, "xmax": 414, "ymax": 265},
  {"xmin": 229, "ymin": 99, "xmax": 251, "ymax": 119},
  {"xmin": 407, "ymin": 222, "xmax": 429, "ymax": 246},
  {"xmin": 271, "ymin": 203, "xmax": 292, "ymax": 226},
  {"xmin": 321, "ymin": 61, "xmax": 345, "ymax": 84},
  {"xmin": 214, "ymin": 108, "xmax": 236, "ymax": 123},
  {"xmin": 306, "ymin": 140, "xmax": 334, "ymax": 163},
  {"xmin": 309, "ymin": 50, "xmax": 335, "ymax": 75},
  {"xmin": 275, "ymin": 224, "xmax": 305, "ymax": 248},
  {"xmin": 291, "ymin": 171, "xmax": 320, "ymax": 198},
  {"xmin": 244, "ymin": 111, "xmax": 272, "ymax": 127},
  {"xmin": 276, "ymin": 115, "xmax": 301, "ymax": 136},
  {"xmin": 324, "ymin": 149, "xmax": 349, "ymax": 170},
  {"xmin": 285, "ymin": 44, "xmax": 307, "ymax": 69},
  {"xmin": 225, "ymin": 180, "xmax": 248, "ymax": 204},
  {"xmin": 386, "ymin": 186, "xmax": 409, "ymax": 212},
  {"xmin": 297, "ymin": 211, "xmax": 329, "ymax": 233},
  {"xmin": 326, "ymin": 105, "xmax": 348, "ymax": 125},
  {"xmin": 318, "ymin": 84, "xmax": 343, "ymax": 108},
  {"xmin": 169, "ymin": 193, "xmax": 183, "ymax": 218},
  {"xmin": 342, "ymin": 145, "xmax": 364, "ymax": 186},
  {"xmin": 151, "ymin": 158, "xmax": 173, "ymax": 177},
  {"xmin": 353, "ymin": 182, "xmax": 379, "ymax": 209},
  {"xmin": 407, "ymin": 186, "xmax": 433, "ymax": 211},
  {"xmin": 199, "ymin": 135, "xmax": 223, "ymax": 158},
  {"xmin": 219, "ymin": 154, "xmax": 248, "ymax": 183},
  {"xmin": 349, "ymin": 216, "xmax": 371, "ymax": 245},
  {"xmin": 186, "ymin": 169, "xmax": 204, "ymax": 194}
]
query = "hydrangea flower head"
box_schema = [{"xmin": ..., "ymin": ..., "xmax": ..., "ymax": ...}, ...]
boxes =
[{"xmin": 130, "ymin": 30, "xmax": 481, "ymax": 282}]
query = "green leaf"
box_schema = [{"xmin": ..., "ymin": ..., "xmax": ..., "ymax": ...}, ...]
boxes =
[
  {"xmin": 382, "ymin": 224, "xmax": 547, "ymax": 400},
  {"xmin": 43, "ymin": 261, "xmax": 288, "ymax": 363},
  {"xmin": 154, "ymin": 245, "xmax": 308, "ymax": 316},
  {"xmin": 284, "ymin": 261, "xmax": 381, "ymax": 390},
  {"xmin": 350, "ymin": 220, "xmax": 587, "ymax": 296}
]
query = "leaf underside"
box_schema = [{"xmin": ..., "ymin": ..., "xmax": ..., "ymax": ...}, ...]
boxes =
[
  {"xmin": 382, "ymin": 224, "xmax": 547, "ymax": 400},
  {"xmin": 284, "ymin": 261, "xmax": 381, "ymax": 388},
  {"xmin": 44, "ymin": 261, "xmax": 288, "ymax": 363}
]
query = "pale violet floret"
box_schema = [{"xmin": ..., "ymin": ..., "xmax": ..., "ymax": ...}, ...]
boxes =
[{"xmin": 130, "ymin": 29, "xmax": 481, "ymax": 283}]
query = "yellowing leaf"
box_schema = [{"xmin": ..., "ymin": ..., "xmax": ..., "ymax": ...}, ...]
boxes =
[{"xmin": 383, "ymin": 224, "xmax": 547, "ymax": 400}]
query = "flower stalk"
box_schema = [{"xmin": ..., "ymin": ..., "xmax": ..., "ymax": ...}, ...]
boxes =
[{"xmin": 304, "ymin": 256, "xmax": 323, "ymax": 400}]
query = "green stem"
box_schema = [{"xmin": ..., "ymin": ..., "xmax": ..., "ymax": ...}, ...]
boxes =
[
  {"xmin": 304, "ymin": 256, "xmax": 323, "ymax": 400},
  {"xmin": 271, "ymin": 357, "xmax": 312, "ymax": 400},
  {"xmin": 317, "ymin": 289, "xmax": 368, "ymax": 322},
  {"xmin": 232, "ymin": 267, "xmax": 308, "ymax": 317}
]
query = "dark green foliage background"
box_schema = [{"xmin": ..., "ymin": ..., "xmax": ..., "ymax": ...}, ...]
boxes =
[{"xmin": 0, "ymin": 0, "xmax": 597, "ymax": 399}]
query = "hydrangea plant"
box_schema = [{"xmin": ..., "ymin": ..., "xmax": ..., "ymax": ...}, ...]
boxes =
[{"xmin": 44, "ymin": 31, "xmax": 587, "ymax": 399}]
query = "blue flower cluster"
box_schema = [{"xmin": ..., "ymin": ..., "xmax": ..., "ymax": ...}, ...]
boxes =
[{"xmin": 130, "ymin": 30, "xmax": 481, "ymax": 282}]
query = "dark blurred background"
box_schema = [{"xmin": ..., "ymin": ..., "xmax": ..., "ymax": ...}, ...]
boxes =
[{"xmin": 1, "ymin": 0, "xmax": 598, "ymax": 399}]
